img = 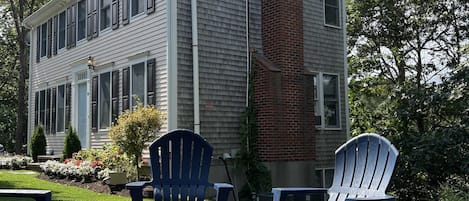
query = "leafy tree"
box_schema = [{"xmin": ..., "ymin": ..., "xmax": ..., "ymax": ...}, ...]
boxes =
[
  {"xmin": 108, "ymin": 102, "xmax": 165, "ymax": 180},
  {"xmin": 1, "ymin": 0, "xmax": 48, "ymax": 153},
  {"xmin": 347, "ymin": 0, "xmax": 469, "ymax": 200},
  {"xmin": 347, "ymin": 0, "xmax": 469, "ymax": 135}
]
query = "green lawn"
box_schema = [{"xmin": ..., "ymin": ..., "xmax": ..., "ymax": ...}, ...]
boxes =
[{"xmin": 0, "ymin": 170, "xmax": 150, "ymax": 201}]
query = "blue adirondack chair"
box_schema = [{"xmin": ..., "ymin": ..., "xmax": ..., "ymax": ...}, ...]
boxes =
[
  {"xmin": 272, "ymin": 133, "xmax": 399, "ymax": 201},
  {"xmin": 126, "ymin": 129, "xmax": 234, "ymax": 201}
]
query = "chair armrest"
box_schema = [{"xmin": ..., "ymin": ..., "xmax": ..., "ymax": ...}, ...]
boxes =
[
  {"xmin": 345, "ymin": 195, "xmax": 396, "ymax": 201},
  {"xmin": 213, "ymin": 183, "xmax": 234, "ymax": 201},
  {"xmin": 272, "ymin": 188, "xmax": 328, "ymax": 201},
  {"xmin": 126, "ymin": 181, "xmax": 152, "ymax": 201}
]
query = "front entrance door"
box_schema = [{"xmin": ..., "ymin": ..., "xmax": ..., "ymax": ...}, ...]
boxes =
[{"xmin": 77, "ymin": 82, "xmax": 88, "ymax": 148}]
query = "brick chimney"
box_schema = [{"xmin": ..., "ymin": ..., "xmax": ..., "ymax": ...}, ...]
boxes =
[{"xmin": 254, "ymin": 0, "xmax": 316, "ymax": 161}]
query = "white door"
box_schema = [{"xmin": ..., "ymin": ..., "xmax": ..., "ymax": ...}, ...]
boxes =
[{"xmin": 76, "ymin": 82, "xmax": 88, "ymax": 148}]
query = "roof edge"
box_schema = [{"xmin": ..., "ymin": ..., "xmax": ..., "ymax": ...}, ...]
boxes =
[{"xmin": 23, "ymin": 0, "xmax": 70, "ymax": 28}]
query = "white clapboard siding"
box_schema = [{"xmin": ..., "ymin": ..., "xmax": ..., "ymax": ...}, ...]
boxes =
[{"xmin": 28, "ymin": 0, "xmax": 168, "ymax": 152}]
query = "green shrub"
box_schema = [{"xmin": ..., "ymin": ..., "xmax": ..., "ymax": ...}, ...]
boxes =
[
  {"xmin": 389, "ymin": 127, "xmax": 469, "ymax": 200},
  {"xmin": 63, "ymin": 123, "xmax": 81, "ymax": 159},
  {"xmin": 30, "ymin": 124, "xmax": 47, "ymax": 162},
  {"xmin": 108, "ymin": 102, "xmax": 165, "ymax": 180}
]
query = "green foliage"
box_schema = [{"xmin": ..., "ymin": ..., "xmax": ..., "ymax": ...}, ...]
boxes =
[
  {"xmin": 30, "ymin": 124, "xmax": 47, "ymax": 162},
  {"xmin": 63, "ymin": 124, "xmax": 82, "ymax": 159},
  {"xmin": 108, "ymin": 102, "xmax": 165, "ymax": 179},
  {"xmin": 75, "ymin": 143, "xmax": 137, "ymax": 181},
  {"xmin": 237, "ymin": 55, "xmax": 272, "ymax": 201},
  {"xmin": 438, "ymin": 175, "xmax": 469, "ymax": 201},
  {"xmin": 347, "ymin": 0, "xmax": 469, "ymax": 200},
  {"xmin": 388, "ymin": 128, "xmax": 469, "ymax": 200}
]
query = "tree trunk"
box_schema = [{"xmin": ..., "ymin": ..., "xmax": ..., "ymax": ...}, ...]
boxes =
[{"xmin": 15, "ymin": 31, "xmax": 27, "ymax": 154}]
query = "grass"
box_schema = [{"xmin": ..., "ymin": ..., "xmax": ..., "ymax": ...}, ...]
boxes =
[{"xmin": 0, "ymin": 170, "xmax": 151, "ymax": 201}]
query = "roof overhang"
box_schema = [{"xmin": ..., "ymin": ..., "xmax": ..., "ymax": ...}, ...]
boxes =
[{"xmin": 22, "ymin": 0, "xmax": 70, "ymax": 29}]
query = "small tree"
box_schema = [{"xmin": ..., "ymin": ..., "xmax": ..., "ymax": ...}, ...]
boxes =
[
  {"xmin": 63, "ymin": 124, "xmax": 81, "ymax": 159},
  {"xmin": 108, "ymin": 102, "xmax": 165, "ymax": 179},
  {"xmin": 30, "ymin": 124, "xmax": 47, "ymax": 162}
]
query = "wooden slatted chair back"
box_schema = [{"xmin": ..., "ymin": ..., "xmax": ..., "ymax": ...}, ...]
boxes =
[
  {"xmin": 148, "ymin": 130, "xmax": 213, "ymax": 201},
  {"xmin": 328, "ymin": 133, "xmax": 399, "ymax": 201}
]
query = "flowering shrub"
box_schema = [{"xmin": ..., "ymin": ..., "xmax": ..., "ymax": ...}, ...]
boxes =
[
  {"xmin": 0, "ymin": 155, "xmax": 33, "ymax": 169},
  {"xmin": 41, "ymin": 158, "xmax": 103, "ymax": 183}
]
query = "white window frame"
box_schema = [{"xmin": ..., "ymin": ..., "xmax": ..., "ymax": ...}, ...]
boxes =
[
  {"xmin": 57, "ymin": 10, "xmax": 67, "ymax": 52},
  {"xmin": 99, "ymin": 0, "xmax": 112, "ymax": 32},
  {"xmin": 130, "ymin": 0, "xmax": 146, "ymax": 20},
  {"xmin": 129, "ymin": 57, "xmax": 148, "ymax": 107},
  {"xmin": 55, "ymin": 84, "xmax": 67, "ymax": 133},
  {"xmin": 76, "ymin": 0, "xmax": 87, "ymax": 43},
  {"xmin": 96, "ymin": 67, "xmax": 113, "ymax": 131},
  {"xmin": 323, "ymin": 0, "xmax": 341, "ymax": 28},
  {"xmin": 40, "ymin": 22, "xmax": 48, "ymax": 59},
  {"xmin": 313, "ymin": 72, "xmax": 342, "ymax": 130}
]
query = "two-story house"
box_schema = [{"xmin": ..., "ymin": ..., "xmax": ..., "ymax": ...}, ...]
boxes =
[{"xmin": 24, "ymin": 0, "xmax": 348, "ymax": 187}]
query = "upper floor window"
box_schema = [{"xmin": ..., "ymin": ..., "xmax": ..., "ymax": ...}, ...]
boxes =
[
  {"xmin": 324, "ymin": 0, "xmax": 340, "ymax": 27},
  {"xmin": 100, "ymin": 0, "xmax": 111, "ymax": 30},
  {"xmin": 131, "ymin": 0, "xmax": 144, "ymax": 17},
  {"xmin": 40, "ymin": 23, "xmax": 47, "ymax": 57},
  {"xmin": 77, "ymin": 0, "xmax": 87, "ymax": 41},
  {"xmin": 313, "ymin": 73, "xmax": 340, "ymax": 128},
  {"xmin": 58, "ymin": 11, "xmax": 66, "ymax": 49}
]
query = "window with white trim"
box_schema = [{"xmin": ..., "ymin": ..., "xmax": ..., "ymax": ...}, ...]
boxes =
[
  {"xmin": 315, "ymin": 168, "xmax": 334, "ymax": 188},
  {"xmin": 40, "ymin": 23, "xmax": 47, "ymax": 57},
  {"xmin": 99, "ymin": 72, "xmax": 111, "ymax": 129},
  {"xmin": 57, "ymin": 85, "xmax": 66, "ymax": 132},
  {"xmin": 131, "ymin": 0, "xmax": 144, "ymax": 17},
  {"xmin": 58, "ymin": 11, "xmax": 66, "ymax": 49},
  {"xmin": 77, "ymin": 0, "xmax": 87, "ymax": 41},
  {"xmin": 131, "ymin": 61, "xmax": 146, "ymax": 106},
  {"xmin": 313, "ymin": 73, "xmax": 340, "ymax": 128},
  {"xmin": 324, "ymin": 0, "xmax": 340, "ymax": 27},
  {"xmin": 100, "ymin": 0, "xmax": 111, "ymax": 30}
]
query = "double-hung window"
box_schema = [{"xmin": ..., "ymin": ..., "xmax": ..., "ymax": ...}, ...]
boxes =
[
  {"xmin": 100, "ymin": 0, "xmax": 111, "ymax": 30},
  {"xmin": 58, "ymin": 11, "xmax": 66, "ymax": 50},
  {"xmin": 324, "ymin": 0, "xmax": 340, "ymax": 27},
  {"xmin": 131, "ymin": 61, "xmax": 146, "ymax": 106},
  {"xmin": 40, "ymin": 23, "xmax": 47, "ymax": 57},
  {"xmin": 56, "ymin": 85, "xmax": 66, "ymax": 132},
  {"xmin": 99, "ymin": 72, "xmax": 111, "ymax": 129},
  {"xmin": 131, "ymin": 0, "xmax": 144, "ymax": 17},
  {"xmin": 313, "ymin": 73, "xmax": 340, "ymax": 128},
  {"xmin": 77, "ymin": 0, "xmax": 87, "ymax": 41}
]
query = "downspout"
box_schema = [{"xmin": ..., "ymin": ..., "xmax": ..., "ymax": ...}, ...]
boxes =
[
  {"xmin": 191, "ymin": 0, "xmax": 200, "ymax": 134},
  {"xmin": 167, "ymin": 0, "xmax": 178, "ymax": 130},
  {"xmin": 342, "ymin": 0, "xmax": 350, "ymax": 139},
  {"xmin": 245, "ymin": 0, "xmax": 250, "ymax": 107}
]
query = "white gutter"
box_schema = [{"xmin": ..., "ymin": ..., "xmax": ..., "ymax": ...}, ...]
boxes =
[
  {"xmin": 191, "ymin": 0, "xmax": 200, "ymax": 134},
  {"xmin": 342, "ymin": 0, "xmax": 351, "ymax": 139},
  {"xmin": 245, "ymin": 0, "xmax": 250, "ymax": 107},
  {"xmin": 167, "ymin": 0, "xmax": 178, "ymax": 130}
]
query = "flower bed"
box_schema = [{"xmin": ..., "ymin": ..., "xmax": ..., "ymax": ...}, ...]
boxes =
[
  {"xmin": 40, "ymin": 159, "xmax": 105, "ymax": 183},
  {"xmin": 40, "ymin": 143, "xmax": 136, "ymax": 184},
  {"xmin": 0, "ymin": 155, "xmax": 33, "ymax": 169}
]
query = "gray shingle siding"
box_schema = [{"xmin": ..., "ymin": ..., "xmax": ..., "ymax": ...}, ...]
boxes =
[
  {"xmin": 304, "ymin": 0, "xmax": 347, "ymax": 168},
  {"xmin": 177, "ymin": 0, "xmax": 261, "ymax": 156}
]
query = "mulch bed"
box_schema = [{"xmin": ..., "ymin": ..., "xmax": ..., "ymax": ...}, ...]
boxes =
[{"xmin": 37, "ymin": 173, "xmax": 131, "ymax": 197}]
